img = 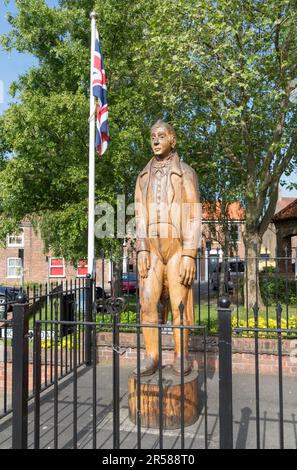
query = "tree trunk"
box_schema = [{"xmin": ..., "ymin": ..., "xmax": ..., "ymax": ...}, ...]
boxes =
[
  {"xmin": 219, "ymin": 218, "xmax": 230, "ymax": 298},
  {"xmin": 244, "ymin": 232, "xmax": 264, "ymax": 310},
  {"xmin": 113, "ymin": 257, "xmax": 122, "ymax": 297},
  {"xmin": 111, "ymin": 243, "xmax": 124, "ymax": 298},
  {"xmin": 219, "ymin": 243, "xmax": 229, "ymax": 297}
]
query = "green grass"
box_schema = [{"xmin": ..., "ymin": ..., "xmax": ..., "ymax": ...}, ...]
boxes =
[
  {"xmin": 95, "ymin": 299, "xmax": 297, "ymax": 337},
  {"xmin": 28, "ymin": 302, "xmax": 58, "ymax": 328},
  {"xmin": 27, "ymin": 301, "xmax": 85, "ymax": 328},
  {"xmin": 121, "ymin": 294, "xmax": 297, "ymax": 321},
  {"xmin": 26, "ymin": 293, "xmax": 297, "ymax": 335},
  {"xmin": 195, "ymin": 303, "xmax": 297, "ymax": 323}
]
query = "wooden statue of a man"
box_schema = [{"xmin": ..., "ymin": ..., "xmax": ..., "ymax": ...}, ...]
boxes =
[{"xmin": 135, "ymin": 121, "xmax": 201, "ymax": 376}]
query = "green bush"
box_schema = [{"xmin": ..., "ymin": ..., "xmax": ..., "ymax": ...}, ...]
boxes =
[
  {"xmin": 259, "ymin": 275, "xmax": 297, "ymax": 306},
  {"xmin": 96, "ymin": 311, "xmax": 138, "ymax": 332},
  {"xmin": 96, "ymin": 311, "xmax": 216, "ymax": 335},
  {"xmin": 237, "ymin": 276, "xmax": 297, "ymax": 306},
  {"xmin": 95, "ymin": 310, "xmax": 297, "ymax": 338}
]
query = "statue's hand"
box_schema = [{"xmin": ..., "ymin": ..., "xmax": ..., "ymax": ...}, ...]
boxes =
[
  {"xmin": 179, "ymin": 256, "xmax": 196, "ymax": 287},
  {"xmin": 138, "ymin": 251, "xmax": 151, "ymax": 278}
]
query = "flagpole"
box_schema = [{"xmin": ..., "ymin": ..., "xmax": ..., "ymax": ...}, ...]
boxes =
[{"xmin": 88, "ymin": 11, "xmax": 97, "ymax": 277}]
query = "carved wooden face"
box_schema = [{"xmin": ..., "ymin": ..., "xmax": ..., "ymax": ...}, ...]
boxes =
[{"xmin": 150, "ymin": 126, "xmax": 176, "ymax": 159}]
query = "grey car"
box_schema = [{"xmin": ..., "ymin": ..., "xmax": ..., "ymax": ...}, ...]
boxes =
[{"xmin": 211, "ymin": 261, "xmax": 245, "ymax": 291}]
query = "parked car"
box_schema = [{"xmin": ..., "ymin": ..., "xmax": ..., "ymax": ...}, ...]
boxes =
[
  {"xmin": 0, "ymin": 286, "xmax": 20, "ymax": 319},
  {"xmin": 211, "ymin": 261, "xmax": 245, "ymax": 291},
  {"xmin": 121, "ymin": 273, "xmax": 138, "ymax": 294}
]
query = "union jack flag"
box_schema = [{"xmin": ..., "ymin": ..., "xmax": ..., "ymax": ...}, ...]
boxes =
[{"xmin": 92, "ymin": 29, "xmax": 109, "ymax": 156}]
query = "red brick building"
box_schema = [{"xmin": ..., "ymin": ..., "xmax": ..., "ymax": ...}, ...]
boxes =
[
  {"xmin": 0, "ymin": 221, "xmax": 111, "ymax": 288},
  {"xmin": 198, "ymin": 197, "xmax": 297, "ymax": 280},
  {"xmin": 1, "ymin": 196, "xmax": 296, "ymax": 286}
]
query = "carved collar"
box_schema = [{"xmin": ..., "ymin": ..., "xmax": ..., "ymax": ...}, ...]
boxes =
[{"xmin": 140, "ymin": 152, "xmax": 182, "ymax": 178}]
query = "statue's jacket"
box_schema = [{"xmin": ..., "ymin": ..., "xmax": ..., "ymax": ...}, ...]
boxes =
[{"xmin": 135, "ymin": 152, "xmax": 201, "ymax": 258}]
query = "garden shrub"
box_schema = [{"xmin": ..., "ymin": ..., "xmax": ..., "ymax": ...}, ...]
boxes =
[
  {"xmin": 232, "ymin": 315, "xmax": 297, "ymax": 338},
  {"xmin": 259, "ymin": 275, "xmax": 297, "ymax": 306}
]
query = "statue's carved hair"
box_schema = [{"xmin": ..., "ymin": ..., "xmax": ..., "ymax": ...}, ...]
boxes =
[{"xmin": 150, "ymin": 120, "xmax": 176, "ymax": 139}]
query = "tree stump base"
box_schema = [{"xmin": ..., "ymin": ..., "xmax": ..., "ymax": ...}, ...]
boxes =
[{"xmin": 128, "ymin": 365, "xmax": 199, "ymax": 429}]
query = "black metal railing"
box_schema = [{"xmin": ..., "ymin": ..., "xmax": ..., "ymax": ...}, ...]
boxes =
[
  {"xmin": 102, "ymin": 249, "xmax": 297, "ymax": 331},
  {"xmin": 31, "ymin": 314, "xmax": 208, "ymax": 450},
  {"xmin": 1, "ymin": 289, "xmax": 297, "ymax": 449},
  {"xmin": 219, "ymin": 300, "xmax": 297, "ymax": 450},
  {"xmin": 0, "ymin": 279, "xmax": 89, "ymax": 422},
  {"xmin": 0, "ymin": 315, "xmax": 13, "ymax": 420},
  {"xmin": 233, "ymin": 306, "xmax": 297, "ymax": 450},
  {"xmin": 0, "ymin": 248, "xmax": 297, "ymax": 449},
  {"xmin": 2, "ymin": 291, "xmax": 210, "ymax": 449}
]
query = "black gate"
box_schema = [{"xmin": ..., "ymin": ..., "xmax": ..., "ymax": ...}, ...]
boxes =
[{"xmin": 1, "ymin": 253, "xmax": 297, "ymax": 449}]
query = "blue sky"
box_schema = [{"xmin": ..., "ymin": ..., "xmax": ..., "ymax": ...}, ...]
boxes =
[
  {"xmin": 0, "ymin": 0, "xmax": 58, "ymax": 113},
  {"xmin": 0, "ymin": 0, "xmax": 36, "ymax": 113},
  {"xmin": 0, "ymin": 0, "xmax": 297, "ymax": 197}
]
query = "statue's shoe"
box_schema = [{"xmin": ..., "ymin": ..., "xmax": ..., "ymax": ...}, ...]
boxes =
[
  {"xmin": 172, "ymin": 356, "xmax": 192, "ymax": 376},
  {"xmin": 133, "ymin": 356, "xmax": 158, "ymax": 377}
]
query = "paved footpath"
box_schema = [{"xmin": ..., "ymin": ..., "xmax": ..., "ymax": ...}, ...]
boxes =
[{"xmin": 0, "ymin": 365, "xmax": 296, "ymax": 449}]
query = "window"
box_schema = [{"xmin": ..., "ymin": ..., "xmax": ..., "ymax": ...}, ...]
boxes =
[
  {"xmin": 77, "ymin": 259, "xmax": 88, "ymax": 277},
  {"xmin": 49, "ymin": 258, "xmax": 65, "ymax": 277},
  {"xmin": 7, "ymin": 229, "xmax": 24, "ymax": 248},
  {"xmin": 229, "ymin": 223, "xmax": 240, "ymax": 243},
  {"xmin": 206, "ymin": 240, "xmax": 212, "ymax": 250},
  {"xmin": 7, "ymin": 258, "xmax": 22, "ymax": 278}
]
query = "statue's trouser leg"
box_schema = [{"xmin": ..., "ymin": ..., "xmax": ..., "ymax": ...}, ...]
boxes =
[
  {"xmin": 139, "ymin": 252, "xmax": 164, "ymax": 362},
  {"xmin": 166, "ymin": 250, "xmax": 192, "ymax": 358}
]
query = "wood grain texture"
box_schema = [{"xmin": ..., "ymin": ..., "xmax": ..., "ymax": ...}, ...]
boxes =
[{"xmin": 128, "ymin": 365, "xmax": 199, "ymax": 429}]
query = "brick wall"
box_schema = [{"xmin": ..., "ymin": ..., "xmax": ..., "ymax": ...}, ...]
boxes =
[
  {"xmin": 96, "ymin": 332, "xmax": 297, "ymax": 376},
  {"xmin": 0, "ymin": 363, "xmax": 67, "ymax": 399},
  {"xmin": 0, "ymin": 348, "xmax": 76, "ymax": 404},
  {"xmin": 1, "ymin": 334, "xmax": 296, "ymax": 400},
  {"xmin": 0, "ymin": 222, "xmax": 111, "ymax": 288}
]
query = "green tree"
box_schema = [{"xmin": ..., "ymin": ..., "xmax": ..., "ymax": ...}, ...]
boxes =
[
  {"xmin": 128, "ymin": 0, "xmax": 297, "ymax": 307},
  {"xmin": 1, "ymin": 0, "xmax": 297, "ymax": 309},
  {"xmin": 0, "ymin": 0, "xmax": 155, "ymax": 261}
]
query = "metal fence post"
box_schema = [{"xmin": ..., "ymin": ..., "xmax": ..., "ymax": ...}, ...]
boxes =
[
  {"xmin": 12, "ymin": 291, "xmax": 29, "ymax": 449},
  {"xmin": 85, "ymin": 275, "xmax": 93, "ymax": 365},
  {"xmin": 105, "ymin": 297, "xmax": 126, "ymax": 449},
  {"xmin": 218, "ymin": 296, "xmax": 233, "ymax": 449},
  {"xmin": 112, "ymin": 307, "xmax": 120, "ymax": 449}
]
